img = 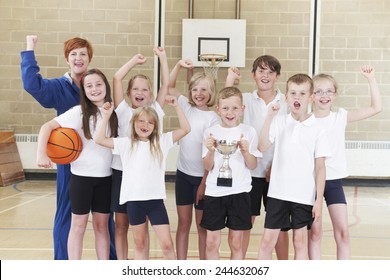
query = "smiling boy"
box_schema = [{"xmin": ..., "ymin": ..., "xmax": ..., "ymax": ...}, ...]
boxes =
[{"xmin": 201, "ymin": 87, "xmax": 262, "ymax": 260}]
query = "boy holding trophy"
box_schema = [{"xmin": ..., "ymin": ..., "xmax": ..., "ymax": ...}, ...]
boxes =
[{"xmin": 201, "ymin": 87, "xmax": 262, "ymax": 260}]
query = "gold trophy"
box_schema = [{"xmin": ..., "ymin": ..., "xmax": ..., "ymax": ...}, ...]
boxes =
[{"xmin": 215, "ymin": 140, "xmax": 238, "ymax": 187}]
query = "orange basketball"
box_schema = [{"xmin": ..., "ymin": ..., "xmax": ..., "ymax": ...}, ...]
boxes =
[{"xmin": 47, "ymin": 127, "xmax": 83, "ymax": 164}]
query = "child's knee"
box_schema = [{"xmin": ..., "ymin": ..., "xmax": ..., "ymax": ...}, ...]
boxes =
[
  {"xmin": 134, "ymin": 237, "xmax": 147, "ymax": 250},
  {"xmin": 160, "ymin": 240, "xmax": 174, "ymax": 252},
  {"xmin": 228, "ymin": 235, "xmax": 242, "ymax": 251}
]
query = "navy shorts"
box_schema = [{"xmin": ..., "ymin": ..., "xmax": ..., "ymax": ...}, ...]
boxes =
[
  {"xmin": 111, "ymin": 169, "xmax": 127, "ymax": 213},
  {"xmin": 69, "ymin": 174, "xmax": 112, "ymax": 215},
  {"xmin": 200, "ymin": 192, "xmax": 252, "ymax": 231},
  {"xmin": 126, "ymin": 199, "xmax": 169, "ymax": 226},
  {"xmin": 175, "ymin": 169, "xmax": 204, "ymax": 210},
  {"xmin": 249, "ymin": 177, "xmax": 269, "ymax": 216},
  {"xmin": 324, "ymin": 179, "xmax": 347, "ymax": 206},
  {"xmin": 264, "ymin": 197, "xmax": 313, "ymax": 230}
]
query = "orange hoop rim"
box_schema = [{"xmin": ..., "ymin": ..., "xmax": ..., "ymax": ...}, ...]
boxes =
[{"xmin": 199, "ymin": 53, "xmax": 226, "ymax": 65}]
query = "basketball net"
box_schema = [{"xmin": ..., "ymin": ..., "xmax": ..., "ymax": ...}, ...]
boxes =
[{"xmin": 199, "ymin": 54, "xmax": 226, "ymax": 80}]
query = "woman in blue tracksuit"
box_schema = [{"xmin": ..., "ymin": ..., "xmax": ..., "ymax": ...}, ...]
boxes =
[{"xmin": 20, "ymin": 35, "xmax": 117, "ymax": 260}]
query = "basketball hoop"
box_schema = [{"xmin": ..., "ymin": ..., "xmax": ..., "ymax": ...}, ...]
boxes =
[{"xmin": 199, "ymin": 53, "xmax": 226, "ymax": 80}]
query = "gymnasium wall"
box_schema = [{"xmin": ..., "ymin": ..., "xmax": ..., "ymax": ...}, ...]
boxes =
[{"xmin": 0, "ymin": 0, "xmax": 389, "ymax": 175}]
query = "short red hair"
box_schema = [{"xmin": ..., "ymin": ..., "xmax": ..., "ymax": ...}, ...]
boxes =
[{"xmin": 63, "ymin": 37, "xmax": 93, "ymax": 61}]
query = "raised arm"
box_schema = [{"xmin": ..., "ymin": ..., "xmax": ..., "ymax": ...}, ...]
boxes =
[
  {"xmin": 26, "ymin": 35, "xmax": 38, "ymax": 51},
  {"xmin": 169, "ymin": 59, "xmax": 193, "ymax": 88},
  {"xmin": 165, "ymin": 95, "xmax": 191, "ymax": 143},
  {"xmin": 94, "ymin": 102, "xmax": 115, "ymax": 149},
  {"xmin": 37, "ymin": 119, "xmax": 61, "ymax": 168},
  {"xmin": 225, "ymin": 67, "xmax": 241, "ymax": 87},
  {"xmin": 347, "ymin": 65, "xmax": 382, "ymax": 123},
  {"xmin": 258, "ymin": 103, "xmax": 280, "ymax": 152},
  {"xmin": 113, "ymin": 54, "xmax": 147, "ymax": 108},
  {"xmin": 168, "ymin": 59, "xmax": 193, "ymax": 99},
  {"xmin": 21, "ymin": 35, "xmax": 63, "ymax": 109},
  {"xmin": 154, "ymin": 47, "xmax": 170, "ymax": 108}
]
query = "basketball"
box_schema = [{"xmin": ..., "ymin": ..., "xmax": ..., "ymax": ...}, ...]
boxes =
[{"xmin": 46, "ymin": 128, "xmax": 83, "ymax": 164}]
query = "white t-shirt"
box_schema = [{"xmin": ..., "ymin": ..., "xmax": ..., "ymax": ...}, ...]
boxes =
[
  {"xmin": 111, "ymin": 100, "xmax": 165, "ymax": 170},
  {"xmin": 268, "ymin": 114, "xmax": 332, "ymax": 205},
  {"xmin": 113, "ymin": 132, "xmax": 174, "ymax": 204},
  {"xmin": 55, "ymin": 105, "xmax": 113, "ymax": 177},
  {"xmin": 176, "ymin": 95, "xmax": 220, "ymax": 177},
  {"xmin": 316, "ymin": 108, "xmax": 348, "ymax": 180},
  {"xmin": 242, "ymin": 90, "xmax": 288, "ymax": 177},
  {"xmin": 202, "ymin": 124, "xmax": 262, "ymax": 197}
]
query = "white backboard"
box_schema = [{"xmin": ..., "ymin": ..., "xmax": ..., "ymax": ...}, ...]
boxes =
[{"xmin": 182, "ymin": 19, "xmax": 246, "ymax": 68}]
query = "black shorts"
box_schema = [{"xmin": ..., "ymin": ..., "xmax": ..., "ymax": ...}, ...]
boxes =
[
  {"xmin": 126, "ymin": 199, "xmax": 169, "ymax": 226},
  {"xmin": 264, "ymin": 197, "xmax": 313, "ymax": 230},
  {"xmin": 324, "ymin": 179, "xmax": 347, "ymax": 206},
  {"xmin": 200, "ymin": 192, "xmax": 252, "ymax": 231},
  {"xmin": 249, "ymin": 177, "xmax": 269, "ymax": 216},
  {"xmin": 69, "ymin": 174, "xmax": 112, "ymax": 215},
  {"xmin": 111, "ymin": 169, "xmax": 127, "ymax": 213},
  {"xmin": 175, "ymin": 169, "xmax": 204, "ymax": 210}
]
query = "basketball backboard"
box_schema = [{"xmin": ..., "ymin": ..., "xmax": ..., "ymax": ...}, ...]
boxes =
[{"xmin": 182, "ymin": 19, "xmax": 246, "ymax": 68}]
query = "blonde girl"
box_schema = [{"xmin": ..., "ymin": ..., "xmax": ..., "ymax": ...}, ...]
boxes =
[
  {"xmin": 169, "ymin": 60, "xmax": 220, "ymax": 259},
  {"xmin": 309, "ymin": 66, "xmax": 382, "ymax": 259},
  {"xmin": 111, "ymin": 48, "xmax": 168, "ymax": 259},
  {"xmin": 95, "ymin": 95, "xmax": 190, "ymax": 260}
]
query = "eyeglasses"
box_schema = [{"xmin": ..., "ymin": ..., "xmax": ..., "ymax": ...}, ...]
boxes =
[{"xmin": 314, "ymin": 89, "xmax": 335, "ymax": 96}]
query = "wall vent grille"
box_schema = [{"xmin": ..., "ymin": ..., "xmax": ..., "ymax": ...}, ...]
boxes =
[{"xmin": 344, "ymin": 141, "xmax": 390, "ymax": 150}]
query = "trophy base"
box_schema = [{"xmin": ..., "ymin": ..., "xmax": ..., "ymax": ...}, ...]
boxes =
[{"xmin": 217, "ymin": 177, "xmax": 232, "ymax": 187}]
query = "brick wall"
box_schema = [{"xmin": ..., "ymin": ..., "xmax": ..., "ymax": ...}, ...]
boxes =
[{"xmin": 0, "ymin": 0, "xmax": 389, "ymax": 141}]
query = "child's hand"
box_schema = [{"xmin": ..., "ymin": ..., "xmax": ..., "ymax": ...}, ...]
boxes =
[
  {"xmin": 238, "ymin": 134, "xmax": 249, "ymax": 154},
  {"xmin": 26, "ymin": 35, "xmax": 38, "ymax": 51},
  {"xmin": 101, "ymin": 102, "xmax": 114, "ymax": 117},
  {"xmin": 37, "ymin": 153, "xmax": 53, "ymax": 169},
  {"xmin": 361, "ymin": 65, "xmax": 375, "ymax": 79},
  {"xmin": 131, "ymin": 54, "xmax": 147, "ymax": 65},
  {"xmin": 228, "ymin": 66, "xmax": 241, "ymax": 81},
  {"xmin": 312, "ymin": 199, "xmax": 323, "ymax": 223},
  {"xmin": 195, "ymin": 181, "xmax": 206, "ymax": 205},
  {"xmin": 165, "ymin": 95, "xmax": 178, "ymax": 107},
  {"xmin": 153, "ymin": 46, "xmax": 166, "ymax": 58},
  {"xmin": 268, "ymin": 102, "xmax": 280, "ymax": 118},
  {"xmin": 178, "ymin": 59, "xmax": 193, "ymax": 69},
  {"xmin": 205, "ymin": 133, "xmax": 217, "ymax": 152}
]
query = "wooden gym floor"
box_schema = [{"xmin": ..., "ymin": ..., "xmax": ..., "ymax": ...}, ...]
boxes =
[{"xmin": 0, "ymin": 179, "xmax": 389, "ymax": 260}]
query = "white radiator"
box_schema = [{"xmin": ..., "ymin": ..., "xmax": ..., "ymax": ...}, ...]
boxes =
[
  {"xmin": 15, "ymin": 134, "xmax": 390, "ymax": 178},
  {"xmin": 345, "ymin": 141, "xmax": 390, "ymax": 178}
]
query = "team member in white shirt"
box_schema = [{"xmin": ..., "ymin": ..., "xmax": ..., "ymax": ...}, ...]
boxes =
[
  {"xmin": 225, "ymin": 55, "xmax": 289, "ymax": 259},
  {"xmin": 257, "ymin": 73, "xmax": 332, "ymax": 260},
  {"xmin": 202, "ymin": 87, "xmax": 262, "ymax": 260},
  {"xmin": 169, "ymin": 60, "xmax": 220, "ymax": 260},
  {"xmin": 309, "ymin": 66, "xmax": 382, "ymax": 259},
  {"xmin": 95, "ymin": 95, "xmax": 190, "ymax": 260},
  {"xmin": 37, "ymin": 69, "xmax": 118, "ymax": 260},
  {"xmin": 110, "ymin": 48, "xmax": 168, "ymax": 259}
]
